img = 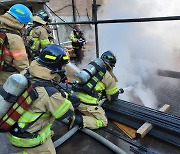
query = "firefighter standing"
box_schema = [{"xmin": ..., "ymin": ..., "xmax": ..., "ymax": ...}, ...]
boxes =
[
  {"xmin": 8, "ymin": 44, "xmax": 75, "ymax": 154},
  {"xmin": 70, "ymin": 24, "xmax": 86, "ymax": 65},
  {"xmin": 0, "ymin": 4, "xmax": 33, "ymax": 86},
  {"xmin": 70, "ymin": 51, "xmax": 123, "ymax": 129},
  {"xmin": 27, "ymin": 10, "xmax": 51, "ymax": 60}
]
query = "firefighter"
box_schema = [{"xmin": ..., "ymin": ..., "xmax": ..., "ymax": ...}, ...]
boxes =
[
  {"xmin": 70, "ymin": 24, "xmax": 86, "ymax": 65},
  {"xmin": 0, "ymin": 4, "xmax": 33, "ymax": 86},
  {"xmin": 27, "ymin": 10, "xmax": 51, "ymax": 60},
  {"xmin": 70, "ymin": 51, "xmax": 123, "ymax": 129},
  {"xmin": 8, "ymin": 44, "xmax": 75, "ymax": 154}
]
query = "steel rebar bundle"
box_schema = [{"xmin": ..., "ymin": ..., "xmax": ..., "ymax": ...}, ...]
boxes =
[{"xmin": 102, "ymin": 99, "xmax": 180, "ymax": 147}]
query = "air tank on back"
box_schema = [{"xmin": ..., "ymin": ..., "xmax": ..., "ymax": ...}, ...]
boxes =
[
  {"xmin": 0, "ymin": 74, "xmax": 28, "ymax": 118},
  {"xmin": 76, "ymin": 58, "xmax": 106, "ymax": 84}
]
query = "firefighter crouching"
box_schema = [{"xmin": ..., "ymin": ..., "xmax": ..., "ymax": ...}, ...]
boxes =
[
  {"xmin": 0, "ymin": 4, "xmax": 33, "ymax": 86},
  {"xmin": 8, "ymin": 44, "xmax": 75, "ymax": 154},
  {"xmin": 70, "ymin": 51, "xmax": 123, "ymax": 129},
  {"xmin": 26, "ymin": 10, "xmax": 51, "ymax": 60}
]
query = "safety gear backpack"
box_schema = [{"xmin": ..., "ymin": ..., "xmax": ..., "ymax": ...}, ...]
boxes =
[
  {"xmin": 101, "ymin": 50, "xmax": 116, "ymax": 68},
  {"xmin": 76, "ymin": 58, "xmax": 106, "ymax": 94},
  {"xmin": 8, "ymin": 4, "xmax": 33, "ymax": 24},
  {"xmin": 0, "ymin": 74, "xmax": 38, "ymax": 132}
]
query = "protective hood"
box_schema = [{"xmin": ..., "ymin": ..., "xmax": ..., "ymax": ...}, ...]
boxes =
[
  {"xmin": 0, "ymin": 13, "xmax": 24, "ymax": 30},
  {"xmin": 104, "ymin": 61, "xmax": 118, "ymax": 82},
  {"xmin": 29, "ymin": 60, "xmax": 61, "ymax": 81},
  {"xmin": 33, "ymin": 16, "xmax": 46, "ymax": 25}
]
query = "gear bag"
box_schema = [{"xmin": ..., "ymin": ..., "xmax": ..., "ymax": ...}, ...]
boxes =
[{"xmin": 0, "ymin": 74, "xmax": 38, "ymax": 132}]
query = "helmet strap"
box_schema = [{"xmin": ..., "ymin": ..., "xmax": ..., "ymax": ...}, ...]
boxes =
[
  {"xmin": 104, "ymin": 61, "xmax": 113, "ymax": 71},
  {"xmin": 51, "ymin": 69, "xmax": 66, "ymax": 80}
]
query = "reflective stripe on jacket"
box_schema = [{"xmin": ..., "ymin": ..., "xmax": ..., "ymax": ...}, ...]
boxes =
[
  {"xmin": 8, "ymin": 123, "xmax": 53, "ymax": 147},
  {"xmin": 0, "ymin": 13, "xmax": 29, "ymax": 72},
  {"xmin": 29, "ymin": 26, "xmax": 50, "ymax": 51},
  {"xmin": 76, "ymin": 71, "xmax": 119, "ymax": 105},
  {"xmin": 8, "ymin": 81, "xmax": 73, "ymax": 147}
]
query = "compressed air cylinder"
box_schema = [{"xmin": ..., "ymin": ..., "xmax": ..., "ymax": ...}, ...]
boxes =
[
  {"xmin": 76, "ymin": 58, "xmax": 106, "ymax": 84},
  {"xmin": 0, "ymin": 74, "xmax": 28, "ymax": 118}
]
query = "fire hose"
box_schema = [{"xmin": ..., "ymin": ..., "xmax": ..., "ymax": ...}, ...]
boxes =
[{"xmin": 54, "ymin": 119, "xmax": 127, "ymax": 154}]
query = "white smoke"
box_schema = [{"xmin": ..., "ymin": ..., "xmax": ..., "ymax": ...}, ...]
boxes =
[{"xmin": 97, "ymin": 0, "xmax": 180, "ymax": 108}]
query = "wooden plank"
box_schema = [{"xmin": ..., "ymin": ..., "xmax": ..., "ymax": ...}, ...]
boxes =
[
  {"xmin": 113, "ymin": 121, "xmax": 136, "ymax": 139},
  {"xmin": 136, "ymin": 104, "xmax": 170, "ymax": 138}
]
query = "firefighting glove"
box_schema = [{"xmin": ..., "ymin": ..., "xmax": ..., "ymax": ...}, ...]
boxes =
[
  {"xmin": 119, "ymin": 88, "xmax": 124, "ymax": 94},
  {"xmin": 68, "ymin": 93, "xmax": 81, "ymax": 108},
  {"xmin": 68, "ymin": 114, "xmax": 83, "ymax": 130}
]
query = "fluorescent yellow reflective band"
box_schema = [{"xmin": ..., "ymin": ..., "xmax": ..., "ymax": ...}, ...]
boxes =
[
  {"xmin": 70, "ymin": 32, "xmax": 78, "ymax": 42},
  {"xmin": 95, "ymin": 81, "xmax": 105, "ymax": 91},
  {"xmin": 16, "ymin": 9, "xmax": 24, "ymax": 14},
  {"xmin": 63, "ymin": 55, "xmax": 69, "ymax": 60},
  {"xmin": 3, "ymin": 114, "xmax": 15, "ymax": 126},
  {"xmin": 40, "ymin": 39, "xmax": 50, "ymax": 45},
  {"xmin": 45, "ymin": 55, "xmax": 57, "ymax": 60},
  {"xmin": 18, "ymin": 111, "xmax": 50, "ymax": 128},
  {"xmin": 53, "ymin": 99, "xmax": 71, "ymax": 119},
  {"xmin": 22, "ymin": 150, "xmax": 28, "ymax": 154},
  {"xmin": 92, "ymin": 76, "xmax": 98, "ymax": 82},
  {"xmin": 31, "ymin": 38, "xmax": 39, "ymax": 50},
  {"xmin": 29, "ymin": 30, "xmax": 33, "ymax": 36},
  {"xmin": 77, "ymin": 92, "xmax": 98, "ymax": 104},
  {"xmin": 8, "ymin": 123, "xmax": 53, "ymax": 147},
  {"xmin": 96, "ymin": 119, "xmax": 103, "ymax": 128},
  {"xmin": 106, "ymin": 85, "xmax": 119, "ymax": 95},
  {"xmin": 13, "ymin": 104, "xmax": 24, "ymax": 115}
]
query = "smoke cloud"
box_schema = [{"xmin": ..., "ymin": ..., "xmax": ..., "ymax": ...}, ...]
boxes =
[{"xmin": 97, "ymin": 0, "xmax": 180, "ymax": 108}]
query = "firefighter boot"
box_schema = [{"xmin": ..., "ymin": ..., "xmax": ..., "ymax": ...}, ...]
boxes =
[{"xmin": 69, "ymin": 115, "xmax": 83, "ymax": 129}]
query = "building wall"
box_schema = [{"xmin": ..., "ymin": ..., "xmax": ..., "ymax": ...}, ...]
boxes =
[{"xmin": 49, "ymin": 0, "xmax": 104, "ymax": 18}]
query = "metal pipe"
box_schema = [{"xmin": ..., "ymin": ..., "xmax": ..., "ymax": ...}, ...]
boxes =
[
  {"xmin": 48, "ymin": 15, "xmax": 180, "ymax": 25},
  {"xmin": 72, "ymin": 0, "xmax": 76, "ymax": 22},
  {"xmin": 80, "ymin": 128, "xmax": 127, "ymax": 154},
  {"xmin": 54, "ymin": 125, "xmax": 79, "ymax": 148},
  {"xmin": 92, "ymin": 0, "xmax": 99, "ymax": 58}
]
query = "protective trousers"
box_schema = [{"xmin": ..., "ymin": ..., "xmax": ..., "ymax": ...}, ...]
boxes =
[
  {"xmin": 77, "ymin": 103, "xmax": 108, "ymax": 129},
  {"xmin": 74, "ymin": 47, "xmax": 82, "ymax": 64},
  {"xmin": 15, "ymin": 137, "xmax": 56, "ymax": 154}
]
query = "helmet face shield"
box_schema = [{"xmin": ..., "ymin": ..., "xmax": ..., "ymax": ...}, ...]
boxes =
[{"xmin": 62, "ymin": 55, "xmax": 70, "ymax": 65}]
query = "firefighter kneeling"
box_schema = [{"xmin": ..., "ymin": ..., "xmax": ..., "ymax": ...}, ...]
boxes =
[
  {"xmin": 7, "ymin": 44, "xmax": 75, "ymax": 154},
  {"xmin": 69, "ymin": 51, "xmax": 123, "ymax": 129}
]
